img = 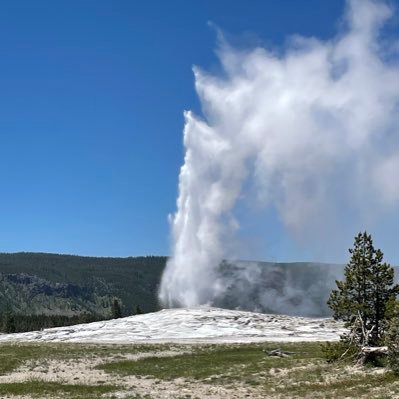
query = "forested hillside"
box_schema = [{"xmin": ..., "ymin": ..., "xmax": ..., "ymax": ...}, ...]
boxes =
[
  {"xmin": 0, "ymin": 253, "xmax": 353, "ymax": 319},
  {"xmin": 0, "ymin": 252, "xmax": 362, "ymax": 324},
  {"xmin": 0, "ymin": 253, "xmax": 166, "ymax": 317}
]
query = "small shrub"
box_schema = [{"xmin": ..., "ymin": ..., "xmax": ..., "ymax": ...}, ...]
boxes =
[
  {"xmin": 321, "ymin": 340, "xmax": 358, "ymax": 363},
  {"xmin": 386, "ymin": 314, "xmax": 399, "ymax": 373}
]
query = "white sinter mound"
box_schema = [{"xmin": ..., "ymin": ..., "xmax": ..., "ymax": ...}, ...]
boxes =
[{"xmin": 0, "ymin": 307, "xmax": 346, "ymax": 343}]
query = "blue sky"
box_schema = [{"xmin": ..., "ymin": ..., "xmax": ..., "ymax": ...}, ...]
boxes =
[{"xmin": 1, "ymin": 0, "xmax": 392, "ymax": 259}]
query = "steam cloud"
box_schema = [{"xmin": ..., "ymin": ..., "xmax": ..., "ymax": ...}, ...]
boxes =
[{"xmin": 159, "ymin": 0, "xmax": 399, "ymax": 313}]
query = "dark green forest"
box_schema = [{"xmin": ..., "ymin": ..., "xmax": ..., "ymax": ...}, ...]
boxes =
[
  {"xmin": 0, "ymin": 252, "xmax": 166, "ymax": 319},
  {"xmin": 0, "ymin": 252, "xmax": 348, "ymax": 333}
]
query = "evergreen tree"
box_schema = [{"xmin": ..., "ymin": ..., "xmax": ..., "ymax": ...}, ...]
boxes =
[
  {"xmin": 385, "ymin": 299, "xmax": 399, "ymax": 373},
  {"xmin": 111, "ymin": 298, "xmax": 122, "ymax": 319},
  {"xmin": 327, "ymin": 232, "xmax": 399, "ymax": 347},
  {"xmin": 2, "ymin": 311, "xmax": 16, "ymax": 334}
]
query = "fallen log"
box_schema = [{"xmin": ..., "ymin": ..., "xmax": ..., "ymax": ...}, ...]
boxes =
[
  {"xmin": 266, "ymin": 348, "xmax": 294, "ymax": 358},
  {"xmin": 361, "ymin": 346, "xmax": 388, "ymax": 355},
  {"xmin": 357, "ymin": 346, "xmax": 388, "ymax": 365}
]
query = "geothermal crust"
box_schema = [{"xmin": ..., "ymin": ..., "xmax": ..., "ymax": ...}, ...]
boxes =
[{"xmin": 0, "ymin": 307, "xmax": 345, "ymax": 343}]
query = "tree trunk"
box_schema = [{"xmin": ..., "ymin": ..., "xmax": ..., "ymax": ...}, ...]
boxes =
[{"xmin": 357, "ymin": 346, "xmax": 388, "ymax": 365}]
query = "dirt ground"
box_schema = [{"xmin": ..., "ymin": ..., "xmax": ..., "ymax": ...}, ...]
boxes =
[
  {"xmin": 0, "ymin": 349, "xmax": 265, "ymax": 399},
  {"xmin": 0, "ymin": 343, "xmax": 397, "ymax": 399}
]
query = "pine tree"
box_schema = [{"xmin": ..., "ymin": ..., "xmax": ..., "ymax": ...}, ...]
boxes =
[
  {"xmin": 385, "ymin": 299, "xmax": 399, "ymax": 373},
  {"xmin": 327, "ymin": 232, "xmax": 399, "ymax": 347},
  {"xmin": 111, "ymin": 298, "xmax": 122, "ymax": 319},
  {"xmin": 135, "ymin": 305, "xmax": 142, "ymax": 315},
  {"xmin": 2, "ymin": 311, "xmax": 16, "ymax": 334}
]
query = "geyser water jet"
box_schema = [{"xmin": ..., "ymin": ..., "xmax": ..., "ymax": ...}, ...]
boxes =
[{"xmin": 159, "ymin": 0, "xmax": 399, "ymax": 314}]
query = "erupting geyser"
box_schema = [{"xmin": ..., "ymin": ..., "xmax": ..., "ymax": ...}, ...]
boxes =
[{"xmin": 159, "ymin": 0, "xmax": 399, "ymax": 313}]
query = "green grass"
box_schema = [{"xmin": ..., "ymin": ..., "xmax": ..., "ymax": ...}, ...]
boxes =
[
  {"xmin": 276, "ymin": 370, "xmax": 399, "ymax": 398},
  {"xmin": 0, "ymin": 381, "xmax": 116, "ymax": 398},
  {"xmin": 98, "ymin": 342, "xmax": 322, "ymax": 381},
  {"xmin": 1, "ymin": 341, "xmax": 399, "ymax": 398},
  {"xmin": 0, "ymin": 342, "xmax": 177, "ymax": 374},
  {"xmin": 97, "ymin": 342, "xmax": 399, "ymax": 398}
]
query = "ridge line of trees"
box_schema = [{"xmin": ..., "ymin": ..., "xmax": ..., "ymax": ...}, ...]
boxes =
[{"xmin": 0, "ymin": 298, "xmax": 144, "ymax": 334}]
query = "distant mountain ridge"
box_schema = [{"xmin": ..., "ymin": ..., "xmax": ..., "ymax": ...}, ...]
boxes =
[
  {"xmin": 0, "ymin": 252, "xmax": 370, "ymax": 317},
  {"xmin": 0, "ymin": 252, "xmax": 166, "ymax": 316},
  {"xmin": 0, "ymin": 272, "xmax": 112, "ymax": 316}
]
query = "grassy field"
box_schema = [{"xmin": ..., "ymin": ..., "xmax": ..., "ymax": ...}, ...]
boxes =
[{"xmin": 0, "ymin": 341, "xmax": 397, "ymax": 398}]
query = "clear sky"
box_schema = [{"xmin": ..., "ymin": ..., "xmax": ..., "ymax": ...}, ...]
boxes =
[{"xmin": 2, "ymin": 0, "xmax": 394, "ymax": 259}]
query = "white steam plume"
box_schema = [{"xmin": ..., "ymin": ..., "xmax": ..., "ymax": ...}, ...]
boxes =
[{"xmin": 159, "ymin": 0, "xmax": 399, "ymax": 310}]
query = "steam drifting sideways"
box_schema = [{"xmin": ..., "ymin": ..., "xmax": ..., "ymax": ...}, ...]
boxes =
[{"xmin": 159, "ymin": 0, "xmax": 399, "ymax": 315}]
